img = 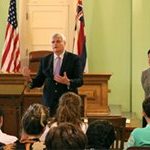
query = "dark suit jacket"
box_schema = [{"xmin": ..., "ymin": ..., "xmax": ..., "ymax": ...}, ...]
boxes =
[
  {"xmin": 141, "ymin": 68, "xmax": 150, "ymax": 127},
  {"xmin": 30, "ymin": 51, "xmax": 83, "ymax": 108},
  {"xmin": 141, "ymin": 68, "xmax": 150, "ymax": 99}
]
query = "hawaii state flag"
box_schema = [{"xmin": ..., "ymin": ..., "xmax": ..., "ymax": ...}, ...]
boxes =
[
  {"xmin": 73, "ymin": 0, "xmax": 88, "ymax": 72},
  {"xmin": 1, "ymin": 0, "xmax": 21, "ymax": 73}
]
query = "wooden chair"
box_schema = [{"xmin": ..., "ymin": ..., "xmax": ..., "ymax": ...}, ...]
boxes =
[
  {"xmin": 29, "ymin": 50, "xmax": 52, "ymax": 72},
  {"xmin": 127, "ymin": 146, "xmax": 150, "ymax": 150},
  {"xmin": 88, "ymin": 116, "xmax": 126, "ymax": 150}
]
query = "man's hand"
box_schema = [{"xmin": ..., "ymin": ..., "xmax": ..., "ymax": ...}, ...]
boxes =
[
  {"xmin": 21, "ymin": 66, "xmax": 32, "ymax": 83},
  {"xmin": 54, "ymin": 72, "xmax": 70, "ymax": 85}
]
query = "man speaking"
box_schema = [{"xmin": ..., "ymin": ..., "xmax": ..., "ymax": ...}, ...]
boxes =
[{"xmin": 23, "ymin": 33, "xmax": 83, "ymax": 116}]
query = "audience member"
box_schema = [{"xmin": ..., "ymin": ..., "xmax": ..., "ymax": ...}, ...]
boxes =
[
  {"xmin": 141, "ymin": 49, "xmax": 150, "ymax": 127},
  {"xmin": 86, "ymin": 120, "xmax": 116, "ymax": 150},
  {"xmin": 141, "ymin": 49, "xmax": 150, "ymax": 99},
  {"xmin": 19, "ymin": 103, "xmax": 49, "ymax": 150},
  {"xmin": 48, "ymin": 92, "xmax": 88, "ymax": 133},
  {"xmin": 45, "ymin": 122, "xmax": 87, "ymax": 150},
  {"xmin": 0, "ymin": 107, "xmax": 18, "ymax": 145},
  {"xmin": 126, "ymin": 97, "xmax": 150, "ymax": 148}
]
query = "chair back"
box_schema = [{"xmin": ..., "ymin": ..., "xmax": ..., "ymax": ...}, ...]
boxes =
[
  {"xmin": 88, "ymin": 116, "xmax": 126, "ymax": 150},
  {"xmin": 29, "ymin": 50, "xmax": 52, "ymax": 72}
]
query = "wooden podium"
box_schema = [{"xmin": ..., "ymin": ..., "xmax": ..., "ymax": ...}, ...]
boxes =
[
  {"xmin": 79, "ymin": 73, "xmax": 111, "ymax": 116},
  {"xmin": 28, "ymin": 73, "xmax": 112, "ymax": 116},
  {"xmin": 0, "ymin": 73, "xmax": 111, "ymax": 136}
]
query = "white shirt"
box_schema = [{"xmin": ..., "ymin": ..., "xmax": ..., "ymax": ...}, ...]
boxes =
[
  {"xmin": 49, "ymin": 122, "xmax": 88, "ymax": 133},
  {"xmin": 40, "ymin": 122, "xmax": 88, "ymax": 141},
  {"xmin": 39, "ymin": 125, "xmax": 50, "ymax": 142},
  {"xmin": 0, "ymin": 129, "xmax": 18, "ymax": 144},
  {"xmin": 39, "ymin": 121, "xmax": 88, "ymax": 142}
]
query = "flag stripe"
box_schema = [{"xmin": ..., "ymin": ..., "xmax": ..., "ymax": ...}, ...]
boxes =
[
  {"xmin": 73, "ymin": 0, "xmax": 88, "ymax": 72},
  {"xmin": 2, "ymin": 27, "xmax": 15, "ymax": 69},
  {"xmin": 77, "ymin": 23, "xmax": 85, "ymax": 55},
  {"xmin": 7, "ymin": 31, "xmax": 19, "ymax": 72},
  {"xmin": 1, "ymin": 24, "xmax": 14, "ymax": 67},
  {"xmin": 5, "ymin": 22, "xmax": 10, "ymax": 39},
  {"xmin": 1, "ymin": 0, "xmax": 20, "ymax": 73}
]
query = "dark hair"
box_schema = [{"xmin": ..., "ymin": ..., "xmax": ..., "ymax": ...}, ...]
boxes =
[
  {"xmin": 49, "ymin": 92, "xmax": 82, "ymax": 127},
  {"xmin": 147, "ymin": 49, "xmax": 150, "ymax": 55},
  {"xmin": 86, "ymin": 120, "xmax": 116, "ymax": 149},
  {"xmin": 45, "ymin": 122, "xmax": 87, "ymax": 150},
  {"xmin": 142, "ymin": 97, "xmax": 150, "ymax": 118},
  {"xmin": 21, "ymin": 103, "xmax": 49, "ymax": 135},
  {"xmin": 0, "ymin": 107, "xmax": 4, "ymax": 116}
]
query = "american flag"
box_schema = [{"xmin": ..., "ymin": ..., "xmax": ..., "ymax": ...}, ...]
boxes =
[
  {"xmin": 1, "ymin": 0, "xmax": 20, "ymax": 73},
  {"xmin": 73, "ymin": 0, "xmax": 88, "ymax": 72}
]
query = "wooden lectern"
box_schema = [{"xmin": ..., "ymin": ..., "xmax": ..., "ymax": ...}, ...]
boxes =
[
  {"xmin": 29, "ymin": 73, "xmax": 112, "ymax": 116},
  {"xmin": 79, "ymin": 73, "xmax": 111, "ymax": 116}
]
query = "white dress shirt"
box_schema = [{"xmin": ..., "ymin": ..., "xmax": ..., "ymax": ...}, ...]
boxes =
[{"xmin": 0, "ymin": 129, "xmax": 18, "ymax": 144}]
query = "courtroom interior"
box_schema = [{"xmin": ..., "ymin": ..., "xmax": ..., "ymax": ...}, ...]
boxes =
[{"xmin": 0, "ymin": 0, "xmax": 150, "ymax": 149}]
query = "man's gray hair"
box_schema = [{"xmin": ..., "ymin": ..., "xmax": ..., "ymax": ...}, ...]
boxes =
[{"xmin": 51, "ymin": 33, "xmax": 66, "ymax": 42}]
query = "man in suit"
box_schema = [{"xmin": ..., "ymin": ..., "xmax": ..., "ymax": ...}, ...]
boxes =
[
  {"xmin": 141, "ymin": 49, "xmax": 150, "ymax": 127},
  {"xmin": 23, "ymin": 33, "xmax": 83, "ymax": 116}
]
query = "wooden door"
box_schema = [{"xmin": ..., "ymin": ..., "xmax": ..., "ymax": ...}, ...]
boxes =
[{"xmin": 19, "ymin": 0, "xmax": 76, "ymax": 66}]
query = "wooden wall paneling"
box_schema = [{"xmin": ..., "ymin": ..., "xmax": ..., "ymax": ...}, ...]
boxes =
[{"xmin": 0, "ymin": 94, "xmax": 21, "ymax": 137}]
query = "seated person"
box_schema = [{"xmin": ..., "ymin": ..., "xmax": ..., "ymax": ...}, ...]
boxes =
[
  {"xmin": 19, "ymin": 103, "xmax": 49, "ymax": 150},
  {"xmin": 45, "ymin": 122, "xmax": 87, "ymax": 150},
  {"xmin": 126, "ymin": 97, "xmax": 150, "ymax": 148},
  {"xmin": 47, "ymin": 92, "xmax": 88, "ymax": 133},
  {"xmin": 86, "ymin": 120, "xmax": 116, "ymax": 150},
  {"xmin": 0, "ymin": 107, "xmax": 18, "ymax": 145},
  {"xmin": 40, "ymin": 92, "xmax": 88, "ymax": 140}
]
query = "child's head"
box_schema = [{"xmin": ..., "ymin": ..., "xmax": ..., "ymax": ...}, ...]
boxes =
[
  {"xmin": 86, "ymin": 120, "xmax": 116, "ymax": 149},
  {"xmin": 55, "ymin": 92, "xmax": 82, "ymax": 124},
  {"xmin": 142, "ymin": 97, "xmax": 150, "ymax": 118},
  {"xmin": 21, "ymin": 103, "xmax": 49, "ymax": 136},
  {"xmin": 45, "ymin": 122, "xmax": 87, "ymax": 150}
]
